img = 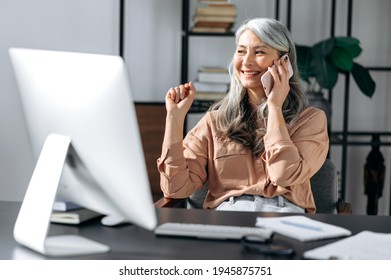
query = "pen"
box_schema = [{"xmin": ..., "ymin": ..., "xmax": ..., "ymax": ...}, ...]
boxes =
[{"xmin": 280, "ymin": 220, "xmax": 322, "ymax": 231}]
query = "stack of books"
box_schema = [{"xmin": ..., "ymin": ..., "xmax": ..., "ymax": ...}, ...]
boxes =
[
  {"xmin": 192, "ymin": 66, "xmax": 230, "ymax": 112},
  {"xmin": 50, "ymin": 200, "xmax": 102, "ymax": 225},
  {"xmin": 197, "ymin": 66, "xmax": 230, "ymax": 84},
  {"xmin": 191, "ymin": 0, "xmax": 237, "ymax": 33}
]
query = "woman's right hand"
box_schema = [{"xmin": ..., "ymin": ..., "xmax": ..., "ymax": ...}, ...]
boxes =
[{"xmin": 165, "ymin": 81, "xmax": 196, "ymax": 121}]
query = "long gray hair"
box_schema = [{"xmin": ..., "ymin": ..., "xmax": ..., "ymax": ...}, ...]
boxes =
[{"xmin": 210, "ymin": 18, "xmax": 308, "ymax": 156}]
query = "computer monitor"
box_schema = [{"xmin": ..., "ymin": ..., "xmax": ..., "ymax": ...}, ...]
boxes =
[{"xmin": 9, "ymin": 48, "xmax": 158, "ymax": 256}]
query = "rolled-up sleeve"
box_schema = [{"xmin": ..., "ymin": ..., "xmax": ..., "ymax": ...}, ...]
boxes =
[
  {"xmin": 157, "ymin": 116, "xmax": 209, "ymax": 198},
  {"xmin": 263, "ymin": 108, "xmax": 329, "ymax": 188}
]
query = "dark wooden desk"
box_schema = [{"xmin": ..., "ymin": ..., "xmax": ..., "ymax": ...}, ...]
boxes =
[{"xmin": 1, "ymin": 201, "xmax": 391, "ymax": 260}]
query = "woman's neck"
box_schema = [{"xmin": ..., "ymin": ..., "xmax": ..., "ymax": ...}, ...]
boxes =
[{"xmin": 247, "ymin": 89, "xmax": 265, "ymax": 109}]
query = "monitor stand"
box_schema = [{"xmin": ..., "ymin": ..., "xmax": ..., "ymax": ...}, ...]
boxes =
[{"xmin": 13, "ymin": 134, "xmax": 110, "ymax": 257}]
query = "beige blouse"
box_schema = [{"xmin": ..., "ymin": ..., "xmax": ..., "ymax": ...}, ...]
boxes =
[{"xmin": 157, "ymin": 107, "xmax": 329, "ymax": 213}]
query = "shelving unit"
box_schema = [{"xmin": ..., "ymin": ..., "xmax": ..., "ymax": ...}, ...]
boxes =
[
  {"xmin": 180, "ymin": 0, "xmax": 391, "ymax": 213},
  {"xmin": 180, "ymin": 0, "xmax": 282, "ymax": 85}
]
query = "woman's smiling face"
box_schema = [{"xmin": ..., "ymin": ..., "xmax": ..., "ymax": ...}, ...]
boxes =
[{"xmin": 233, "ymin": 29, "xmax": 279, "ymax": 96}]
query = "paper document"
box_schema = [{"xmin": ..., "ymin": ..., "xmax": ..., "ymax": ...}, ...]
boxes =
[
  {"xmin": 304, "ymin": 231, "xmax": 391, "ymax": 259},
  {"xmin": 255, "ymin": 215, "xmax": 351, "ymax": 242}
]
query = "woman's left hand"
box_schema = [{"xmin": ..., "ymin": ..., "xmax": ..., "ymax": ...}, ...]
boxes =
[{"xmin": 267, "ymin": 56, "xmax": 291, "ymax": 108}]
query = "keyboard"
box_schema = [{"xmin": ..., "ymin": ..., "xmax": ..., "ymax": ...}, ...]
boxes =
[{"xmin": 154, "ymin": 222, "xmax": 274, "ymax": 241}]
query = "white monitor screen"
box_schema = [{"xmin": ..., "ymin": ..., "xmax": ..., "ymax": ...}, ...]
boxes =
[{"xmin": 10, "ymin": 48, "xmax": 157, "ymax": 232}]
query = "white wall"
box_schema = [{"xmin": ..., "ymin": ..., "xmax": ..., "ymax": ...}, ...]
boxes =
[
  {"xmin": 0, "ymin": 0, "xmax": 181, "ymax": 201},
  {"xmin": 124, "ymin": 0, "xmax": 182, "ymax": 102},
  {"xmin": 0, "ymin": 0, "xmax": 119, "ymax": 201},
  {"xmin": 1, "ymin": 0, "xmax": 390, "ymax": 216}
]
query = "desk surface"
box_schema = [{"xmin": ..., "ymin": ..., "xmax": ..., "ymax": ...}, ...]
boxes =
[{"xmin": 1, "ymin": 201, "xmax": 391, "ymax": 260}]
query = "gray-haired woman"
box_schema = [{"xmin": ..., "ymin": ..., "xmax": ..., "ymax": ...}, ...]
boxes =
[{"xmin": 158, "ymin": 18, "xmax": 329, "ymax": 214}]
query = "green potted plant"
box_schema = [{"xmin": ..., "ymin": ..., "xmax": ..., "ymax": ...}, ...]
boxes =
[{"xmin": 296, "ymin": 37, "xmax": 376, "ymax": 122}]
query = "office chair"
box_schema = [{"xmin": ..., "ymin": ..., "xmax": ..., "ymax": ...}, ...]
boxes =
[{"xmin": 155, "ymin": 159, "xmax": 351, "ymax": 214}]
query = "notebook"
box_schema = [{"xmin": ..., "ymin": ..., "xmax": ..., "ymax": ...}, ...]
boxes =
[
  {"xmin": 255, "ymin": 215, "xmax": 351, "ymax": 242},
  {"xmin": 50, "ymin": 208, "xmax": 102, "ymax": 225},
  {"xmin": 304, "ymin": 231, "xmax": 391, "ymax": 259}
]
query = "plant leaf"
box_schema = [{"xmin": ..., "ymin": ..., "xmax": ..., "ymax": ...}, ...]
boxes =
[
  {"xmin": 351, "ymin": 63, "xmax": 376, "ymax": 98},
  {"xmin": 310, "ymin": 38, "xmax": 338, "ymax": 89},
  {"xmin": 330, "ymin": 37, "xmax": 362, "ymax": 72},
  {"xmin": 329, "ymin": 46, "xmax": 354, "ymax": 71},
  {"xmin": 296, "ymin": 44, "xmax": 313, "ymax": 81},
  {"xmin": 335, "ymin": 37, "xmax": 362, "ymax": 58},
  {"xmin": 311, "ymin": 38, "xmax": 335, "ymax": 58},
  {"xmin": 311, "ymin": 56, "xmax": 338, "ymax": 89}
]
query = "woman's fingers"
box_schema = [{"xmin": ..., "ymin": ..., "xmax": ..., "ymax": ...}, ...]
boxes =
[
  {"xmin": 166, "ymin": 82, "xmax": 195, "ymax": 104},
  {"xmin": 276, "ymin": 56, "xmax": 290, "ymax": 80},
  {"xmin": 268, "ymin": 64, "xmax": 279, "ymax": 83},
  {"xmin": 269, "ymin": 58, "xmax": 289, "ymax": 86},
  {"xmin": 166, "ymin": 87, "xmax": 177, "ymax": 102}
]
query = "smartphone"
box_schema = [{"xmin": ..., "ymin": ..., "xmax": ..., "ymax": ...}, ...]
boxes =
[{"xmin": 261, "ymin": 53, "xmax": 294, "ymax": 97}]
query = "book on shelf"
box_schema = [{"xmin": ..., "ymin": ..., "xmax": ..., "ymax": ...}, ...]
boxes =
[
  {"xmin": 193, "ymin": 15, "xmax": 236, "ymax": 23},
  {"xmin": 191, "ymin": 26, "xmax": 229, "ymax": 33},
  {"xmin": 195, "ymin": 91, "xmax": 226, "ymax": 101},
  {"xmin": 199, "ymin": 0, "xmax": 230, "ymax": 3},
  {"xmin": 191, "ymin": 1, "xmax": 237, "ymax": 33},
  {"xmin": 197, "ymin": 68, "xmax": 230, "ymax": 84},
  {"xmin": 194, "ymin": 21, "xmax": 233, "ymax": 28},
  {"xmin": 193, "ymin": 81, "xmax": 229, "ymax": 92},
  {"xmin": 52, "ymin": 200, "xmax": 81, "ymax": 212},
  {"xmin": 199, "ymin": 66, "xmax": 229, "ymax": 73},
  {"xmin": 195, "ymin": 6, "xmax": 237, "ymax": 17},
  {"xmin": 50, "ymin": 208, "xmax": 103, "ymax": 225},
  {"xmin": 199, "ymin": 0, "xmax": 235, "ymax": 7}
]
